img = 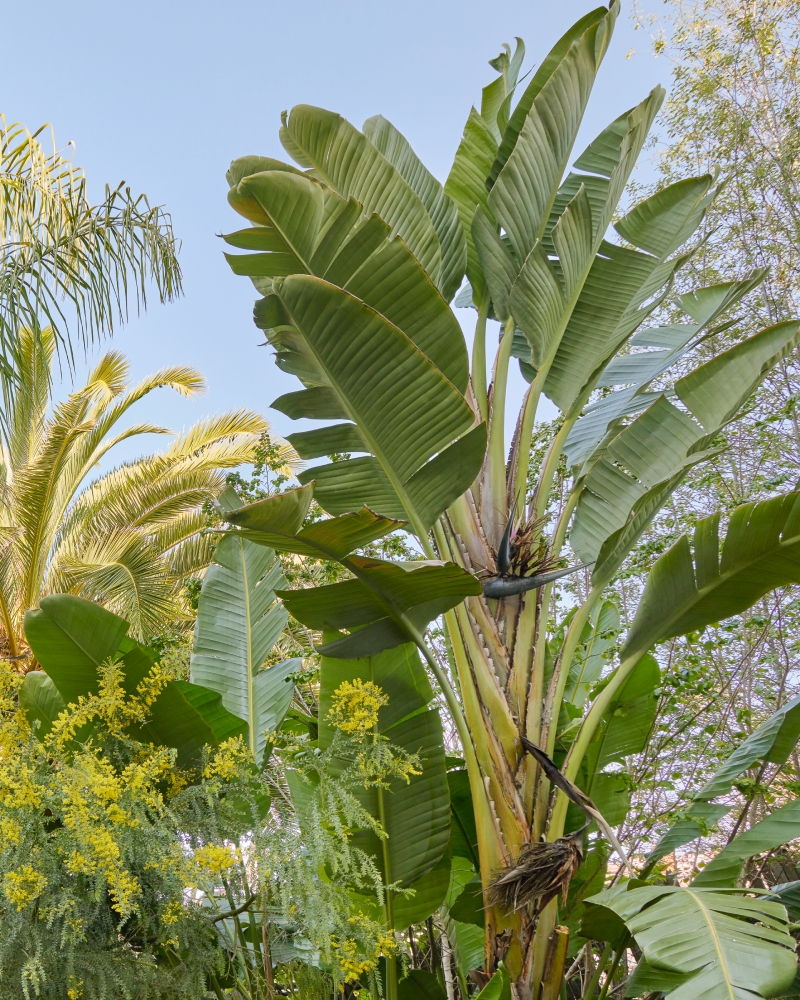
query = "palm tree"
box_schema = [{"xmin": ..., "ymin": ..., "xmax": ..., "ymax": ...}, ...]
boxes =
[
  {"xmin": 0, "ymin": 326, "xmax": 298, "ymax": 657},
  {"xmin": 0, "ymin": 117, "xmax": 181, "ymax": 403}
]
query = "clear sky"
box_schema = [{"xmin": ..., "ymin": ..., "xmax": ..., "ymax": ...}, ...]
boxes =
[{"xmin": 3, "ymin": 0, "xmax": 667, "ymax": 467}]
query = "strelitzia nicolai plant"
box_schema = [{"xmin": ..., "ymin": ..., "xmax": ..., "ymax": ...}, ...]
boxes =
[{"xmin": 220, "ymin": 6, "xmax": 800, "ymax": 999}]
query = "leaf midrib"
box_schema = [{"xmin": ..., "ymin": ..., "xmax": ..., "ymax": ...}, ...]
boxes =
[
  {"xmin": 238, "ymin": 537, "xmax": 257, "ymax": 755},
  {"xmin": 684, "ymin": 888, "xmax": 736, "ymax": 1000}
]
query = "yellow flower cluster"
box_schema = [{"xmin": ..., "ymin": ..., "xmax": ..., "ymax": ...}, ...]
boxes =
[
  {"xmin": 55, "ymin": 742, "xmax": 175, "ymax": 914},
  {"xmin": 48, "ymin": 659, "xmax": 169, "ymax": 749},
  {"xmin": 328, "ymin": 679, "xmax": 388, "ymax": 737},
  {"xmin": 0, "ymin": 752, "xmax": 43, "ymax": 812},
  {"xmin": 203, "ymin": 736, "xmax": 253, "ymax": 781},
  {"xmin": 3, "ymin": 864, "xmax": 48, "ymax": 910},
  {"xmin": 192, "ymin": 843, "xmax": 239, "ymax": 878},
  {"xmin": 331, "ymin": 914, "xmax": 396, "ymax": 982},
  {"xmin": 0, "ymin": 817, "xmax": 21, "ymax": 844}
]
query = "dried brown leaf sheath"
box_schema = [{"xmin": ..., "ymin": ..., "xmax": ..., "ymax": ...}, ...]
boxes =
[{"xmin": 486, "ymin": 834, "xmax": 584, "ymax": 914}]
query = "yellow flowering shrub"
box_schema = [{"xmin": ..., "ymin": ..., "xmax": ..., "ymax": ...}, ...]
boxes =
[
  {"xmin": 203, "ymin": 735, "xmax": 254, "ymax": 781},
  {"xmin": 0, "ymin": 655, "xmax": 417, "ymax": 997},
  {"xmin": 0, "ymin": 658, "xmax": 261, "ymax": 999},
  {"xmin": 191, "ymin": 843, "xmax": 239, "ymax": 879},
  {"xmin": 327, "ymin": 679, "xmax": 388, "ymax": 736}
]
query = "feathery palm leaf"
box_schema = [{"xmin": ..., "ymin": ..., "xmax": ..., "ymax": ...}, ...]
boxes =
[{"xmin": 0, "ymin": 118, "xmax": 181, "ymax": 395}]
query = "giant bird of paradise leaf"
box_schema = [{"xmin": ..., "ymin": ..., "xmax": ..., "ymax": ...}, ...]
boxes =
[{"xmin": 221, "ymin": 6, "xmax": 800, "ymax": 999}]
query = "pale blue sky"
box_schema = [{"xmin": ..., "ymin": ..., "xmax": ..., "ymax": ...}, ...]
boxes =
[{"xmin": 3, "ymin": 0, "xmax": 667, "ymax": 466}]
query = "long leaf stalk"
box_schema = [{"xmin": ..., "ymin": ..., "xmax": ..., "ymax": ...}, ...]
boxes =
[
  {"xmin": 511, "ymin": 378, "xmax": 540, "ymax": 513},
  {"xmin": 472, "ymin": 298, "xmax": 491, "ymax": 423},
  {"xmin": 596, "ymin": 941, "xmax": 628, "ymax": 1000},
  {"xmin": 582, "ymin": 942, "xmax": 612, "ymax": 999}
]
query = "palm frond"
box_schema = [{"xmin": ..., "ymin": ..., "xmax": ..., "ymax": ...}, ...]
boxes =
[
  {"xmin": 0, "ymin": 332, "xmax": 293, "ymax": 642},
  {"xmin": 150, "ymin": 509, "xmax": 210, "ymax": 552},
  {"xmin": 51, "ymin": 365, "xmax": 206, "ymax": 502},
  {"xmin": 88, "ymin": 423, "xmax": 173, "ymax": 453},
  {"xmin": 83, "ymin": 349, "xmax": 130, "ymax": 401},
  {"xmin": 165, "ymin": 410, "xmax": 269, "ymax": 457},
  {"xmin": 5, "ymin": 325, "xmax": 54, "ymax": 470},
  {"xmin": 165, "ymin": 532, "xmax": 215, "ymax": 579},
  {"xmin": 127, "ymin": 365, "xmax": 206, "ymax": 399},
  {"xmin": 0, "ymin": 118, "xmax": 182, "ymax": 381},
  {"xmin": 166, "ymin": 436, "xmax": 264, "ymax": 470},
  {"xmin": 57, "ymin": 530, "xmax": 188, "ymax": 640}
]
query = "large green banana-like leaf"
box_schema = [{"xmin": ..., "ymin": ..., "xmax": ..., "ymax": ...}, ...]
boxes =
[
  {"xmin": 569, "ymin": 270, "xmax": 768, "ymax": 454},
  {"xmin": 269, "ymin": 275, "xmax": 485, "ymax": 534},
  {"xmin": 279, "ymin": 555, "xmax": 480, "ymax": 659},
  {"xmin": 477, "ymin": 81, "xmax": 663, "ymax": 370},
  {"xmin": 444, "ymin": 41, "xmax": 524, "ymax": 303},
  {"xmin": 700, "ymin": 695, "xmax": 800, "ymax": 801},
  {"xmin": 446, "ymin": 915, "xmax": 485, "ymax": 976},
  {"xmin": 566, "ymin": 654, "xmax": 657, "ymax": 832},
  {"xmin": 224, "ymin": 160, "xmax": 482, "ymax": 530},
  {"xmin": 645, "ymin": 806, "xmax": 736, "ymax": 883},
  {"xmin": 494, "ymin": 70, "xmax": 655, "ymax": 271},
  {"xmin": 398, "ymin": 970, "xmax": 448, "ymax": 1000},
  {"xmin": 563, "ymin": 600, "xmax": 619, "ymax": 709},
  {"xmin": 481, "ymin": 39, "xmax": 525, "ymax": 142},
  {"xmin": 448, "ymin": 769, "xmax": 480, "ymax": 870},
  {"xmin": 473, "ymin": 964, "xmax": 512, "ymax": 1000},
  {"xmin": 694, "ymin": 798, "xmax": 800, "ymax": 889},
  {"xmin": 676, "ymin": 318, "xmax": 800, "ymax": 431},
  {"xmin": 278, "ymin": 105, "xmax": 442, "ymax": 285},
  {"xmin": 569, "ymin": 395, "xmax": 715, "ymax": 565},
  {"xmin": 363, "ymin": 115, "xmax": 466, "ymax": 303},
  {"xmin": 645, "ymin": 692, "xmax": 800, "ymax": 869},
  {"xmin": 392, "ymin": 849, "xmax": 452, "ymax": 928},
  {"xmin": 488, "ymin": 5, "xmax": 615, "ymax": 187},
  {"xmin": 551, "ymin": 178, "xmax": 721, "ymax": 424},
  {"xmin": 562, "ymin": 269, "xmax": 767, "ymax": 487},
  {"xmin": 563, "ymin": 268, "xmax": 763, "ymax": 473},
  {"xmin": 445, "ymin": 111, "xmax": 497, "ymax": 304},
  {"xmin": 18, "ymin": 669, "xmax": 66, "ymax": 739},
  {"xmin": 622, "ymin": 491, "xmax": 800, "ymax": 660},
  {"xmin": 25, "ymin": 594, "xmax": 128, "ymax": 705},
  {"xmin": 766, "ymin": 882, "xmax": 800, "ymax": 920},
  {"xmin": 190, "ymin": 530, "xmax": 298, "ymax": 765},
  {"xmin": 224, "ymin": 166, "xmax": 468, "ymax": 391},
  {"xmin": 318, "ymin": 642, "xmax": 450, "ymax": 926},
  {"xmin": 223, "ymin": 483, "xmax": 403, "ymax": 556},
  {"xmin": 222, "ymin": 485, "xmax": 481, "ymax": 657},
  {"xmin": 588, "ymin": 884, "xmax": 797, "ymax": 1000},
  {"xmin": 570, "ymin": 320, "xmax": 800, "ymax": 569},
  {"xmin": 24, "ymin": 594, "xmax": 247, "ymax": 769}
]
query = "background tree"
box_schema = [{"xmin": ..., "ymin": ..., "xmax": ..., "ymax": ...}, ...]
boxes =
[{"xmin": 611, "ymin": 0, "xmax": 800, "ymax": 878}]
